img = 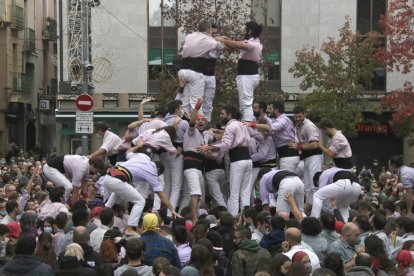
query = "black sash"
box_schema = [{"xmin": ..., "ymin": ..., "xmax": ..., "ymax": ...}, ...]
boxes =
[
  {"xmin": 204, "ymin": 158, "xmax": 225, "ymax": 172},
  {"xmin": 183, "ymin": 151, "xmax": 204, "ymax": 171},
  {"xmin": 333, "ymin": 170, "xmax": 359, "ymax": 184},
  {"xmin": 300, "ymin": 148, "xmax": 322, "ymax": 160},
  {"xmin": 253, "ymin": 159, "xmax": 277, "ymax": 168},
  {"xmin": 46, "ymin": 155, "xmax": 65, "ymax": 174},
  {"xmin": 229, "ymin": 147, "xmax": 250, "ymax": 163},
  {"xmin": 272, "ymin": 171, "xmax": 298, "ymax": 191},
  {"xmin": 237, "ymin": 59, "xmax": 259, "ymax": 75},
  {"xmin": 181, "ymin": 57, "xmax": 208, "ymax": 73},
  {"xmin": 203, "ymin": 59, "xmax": 217, "ymax": 76},
  {"xmin": 333, "ymin": 157, "xmax": 353, "ymax": 169},
  {"xmin": 277, "ymin": 146, "xmax": 299, "ymax": 158}
]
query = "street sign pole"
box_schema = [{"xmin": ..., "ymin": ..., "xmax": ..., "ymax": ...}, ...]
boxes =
[{"xmin": 81, "ymin": 0, "xmax": 90, "ymax": 155}]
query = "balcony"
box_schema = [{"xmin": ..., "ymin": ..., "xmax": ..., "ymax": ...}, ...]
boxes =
[
  {"xmin": 10, "ymin": 3, "xmax": 24, "ymax": 30},
  {"xmin": 21, "ymin": 74, "xmax": 32, "ymax": 93},
  {"xmin": 23, "ymin": 28, "xmax": 36, "ymax": 53},
  {"xmin": 42, "ymin": 17, "xmax": 58, "ymax": 41}
]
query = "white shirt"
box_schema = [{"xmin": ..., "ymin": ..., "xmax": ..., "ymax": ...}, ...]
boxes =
[
  {"xmin": 101, "ymin": 130, "xmax": 123, "ymax": 156},
  {"xmin": 90, "ymin": 225, "xmax": 110, "ymax": 252}
]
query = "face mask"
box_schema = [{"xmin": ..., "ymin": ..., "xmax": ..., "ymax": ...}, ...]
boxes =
[
  {"xmin": 253, "ymin": 111, "xmax": 260, "ymax": 118},
  {"xmin": 43, "ymin": 226, "xmax": 53, "ymax": 234},
  {"xmin": 0, "ymin": 210, "xmax": 6, "ymax": 217},
  {"xmin": 351, "ymin": 237, "xmax": 361, "ymax": 246},
  {"xmin": 305, "ymin": 263, "xmax": 312, "ymax": 274},
  {"xmin": 360, "ymin": 191, "xmax": 365, "ymax": 196},
  {"xmin": 373, "ymin": 162, "xmax": 378, "ymax": 166},
  {"xmin": 372, "ymin": 192, "xmax": 379, "ymax": 197}
]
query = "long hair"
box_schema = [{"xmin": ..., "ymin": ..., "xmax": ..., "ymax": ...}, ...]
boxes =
[
  {"xmin": 190, "ymin": 244, "xmax": 215, "ymax": 276},
  {"xmin": 268, "ymin": 253, "xmax": 291, "ymax": 276},
  {"xmin": 100, "ymin": 239, "xmax": 118, "ymax": 264},
  {"xmin": 35, "ymin": 232, "xmax": 56, "ymax": 266},
  {"xmin": 364, "ymin": 235, "xmax": 397, "ymax": 274}
]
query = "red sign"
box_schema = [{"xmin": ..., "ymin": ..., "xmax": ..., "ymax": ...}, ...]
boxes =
[{"xmin": 76, "ymin": 94, "xmax": 94, "ymax": 111}]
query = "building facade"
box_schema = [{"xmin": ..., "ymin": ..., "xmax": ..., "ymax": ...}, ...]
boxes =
[
  {"xmin": 0, "ymin": 0, "xmax": 57, "ymax": 157},
  {"xmin": 52, "ymin": 0, "xmax": 413, "ymax": 164}
]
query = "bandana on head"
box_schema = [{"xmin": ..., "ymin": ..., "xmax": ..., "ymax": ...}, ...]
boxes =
[
  {"xmin": 292, "ymin": 251, "xmax": 308, "ymax": 263},
  {"xmin": 143, "ymin": 213, "xmax": 159, "ymax": 233}
]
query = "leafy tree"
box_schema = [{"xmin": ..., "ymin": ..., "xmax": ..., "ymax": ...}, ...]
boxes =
[
  {"xmin": 288, "ymin": 16, "xmax": 380, "ymax": 136},
  {"xmin": 158, "ymin": 0, "xmax": 278, "ymax": 122},
  {"xmin": 375, "ymin": 0, "xmax": 414, "ymax": 144}
]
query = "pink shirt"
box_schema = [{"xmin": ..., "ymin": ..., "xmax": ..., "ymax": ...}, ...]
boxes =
[
  {"xmin": 134, "ymin": 119, "xmax": 168, "ymax": 137},
  {"xmin": 214, "ymin": 119, "xmax": 252, "ymax": 153},
  {"xmin": 101, "ymin": 130, "xmax": 123, "ymax": 156},
  {"xmin": 133, "ymin": 129, "xmax": 176, "ymax": 153},
  {"xmin": 39, "ymin": 201, "xmax": 70, "ymax": 220},
  {"xmin": 295, "ymin": 118, "xmax": 320, "ymax": 144},
  {"xmin": 182, "ymin": 32, "xmax": 224, "ymax": 58},
  {"xmin": 329, "ymin": 131, "xmax": 352, "ymax": 158},
  {"xmin": 63, "ymin": 155, "xmax": 90, "ymax": 188},
  {"xmin": 239, "ymin": 38, "xmax": 263, "ymax": 62}
]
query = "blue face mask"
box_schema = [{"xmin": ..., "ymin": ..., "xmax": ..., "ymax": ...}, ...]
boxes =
[
  {"xmin": 0, "ymin": 210, "xmax": 6, "ymax": 217},
  {"xmin": 43, "ymin": 226, "xmax": 53, "ymax": 234}
]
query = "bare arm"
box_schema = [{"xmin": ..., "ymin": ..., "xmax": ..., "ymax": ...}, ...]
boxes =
[
  {"xmin": 218, "ymin": 37, "xmax": 250, "ymax": 50},
  {"xmin": 319, "ymin": 142, "xmax": 336, "ymax": 158},
  {"xmin": 157, "ymin": 191, "xmax": 182, "ymax": 218},
  {"xmin": 138, "ymin": 99, "xmax": 151, "ymax": 121}
]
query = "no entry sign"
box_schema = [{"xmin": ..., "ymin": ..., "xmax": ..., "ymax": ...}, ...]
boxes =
[{"xmin": 76, "ymin": 94, "xmax": 94, "ymax": 111}]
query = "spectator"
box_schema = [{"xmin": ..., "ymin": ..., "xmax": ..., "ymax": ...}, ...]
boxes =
[
  {"xmin": 211, "ymin": 211, "xmax": 235, "ymax": 259},
  {"xmin": 0, "ymin": 224, "xmax": 10, "ymax": 256},
  {"xmin": 19, "ymin": 211, "xmax": 38, "ymax": 238},
  {"xmin": 159, "ymin": 265, "xmax": 180, "ymax": 276},
  {"xmin": 267, "ymin": 253, "xmax": 292, "ymax": 276},
  {"xmin": 181, "ymin": 244, "xmax": 215, "ymax": 276},
  {"xmin": 1, "ymin": 235, "xmax": 54, "ymax": 275},
  {"xmin": 320, "ymin": 212, "xmax": 340, "ymax": 245},
  {"xmin": 72, "ymin": 225, "xmax": 103, "ymax": 269},
  {"xmin": 56, "ymin": 255, "xmax": 96, "ymax": 276},
  {"xmin": 355, "ymin": 215, "xmax": 371, "ymax": 245},
  {"xmin": 260, "ymin": 215, "xmax": 285, "ymax": 255},
  {"xmin": 327, "ymin": 222, "xmax": 363, "ymax": 271},
  {"xmin": 90, "ymin": 207, "xmax": 114, "ymax": 252},
  {"xmin": 281, "ymin": 227, "xmax": 320, "ymax": 272},
  {"xmin": 300, "ymin": 217, "xmax": 328, "ymax": 262},
  {"xmin": 380, "ymin": 200, "xmax": 396, "ymax": 218},
  {"xmin": 152, "ymin": 257, "xmax": 171, "ymax": 276},
  {"xmin": 140, "ymin": 213, "xmax": 181, "ymax": 268},
  {"xmin": 1, "ymin": 199, "xmax": 18, "ymax": 224},
  {"xmin": 99, "ymin": 228, "xmax": 121, "ymax": 265},
  {"xmin": 370, "ymin": 211, "xmax": 392, "ymax": 258},
  {"xmin": 323, "ymin": 253, "xmax": 345, "ymax": 276},
  {"xmin": 38, "ymin": 187, "xmax": 69, "ymax": 220},
  {"xmin": 114, "ymin": 238, "xmax": 152, "ymax": 276},
  {"xmin": 364, "ymin": 235, "xmax": 397, "ymax": 275},
  {"xmin": 311, "ymin": 268, "xmax": 337, "ymax": 276},
  {"xmin": 53, "ymin": 212, "xmax": 68, "ymax": 256},
  {"xmin": 0, "ymin": 198, "xmax": 7, "ymax": 220},
  {"xmin": 252, "ymin": 211, "xmax": 270, "ymax": 244},
  {"xmin": 232, "ymin": 226, "xmax": 271, "ymax": 276},
  {"xmin": 59, "ymin": 209, "xmax": 89, "ymax": 255},
  {"xmin": 391, "ymin": 216, "xmax": 414, "ymax": 259},
  {"xmin": 345, "ymin": 253, "xmax": 375, "ymax": 276},
  {"xmin": 286, "ymin": 262, "xmax": 306, "ymax": 276},
  {"xmin": 172, "ymin": 225, "xmax": 191, "ymax": 267},
  {"xmin": 35, "ymin": 232, "xmax": 56, "ymax": 267}
]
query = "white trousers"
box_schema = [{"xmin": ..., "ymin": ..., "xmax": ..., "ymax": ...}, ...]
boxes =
[
  {"xmin": 311, "ymin": 179, "xmax": 361, "ymax": 222},
  {"xmin": 104, "ymin": 175, "xmax": 145, "ymax": 227},
  {"xmin": 43, "ymin": 164, "xmax": 73, "ymax": 200},
  {"xmin": 276, "ymin": 176, "xmax": 305, "ymax": 214},
  {"xmin": 203, "ymin": 75, "xmax": 216, "ymax": 122},
  {"xmin": 296, "ymin": 160, "xmax": 305, "ymax": 179},
  {"xmin": 236, "ymin": 74, "xmax": 260, "ymax": 122},
  {"xmin": 161, "ymin": 152, "xmax": 183, "ymax": 216},
  {"xmin": 228, "ymin": 159, "xmax": 253, "ymax": 216},
  {"xmin": 303, "ymin": 154, "xmax": 323, "ymax": 204},
  {"xmin": 178, "ymin": 69, "xmax": 205, "ymax": 115},
  {"xmin": 279, "ymin": 156, "xmax": 300, "ymax": 173},
  {"xmin": 205, "ymin": 169, "xmax": 227, "ymax": 208},
  {"xmin": 184, "ymin": 168, "xmax": 204, "ymax": 196},
  {"xmin": 151, "ymin": 154, "xmax": 165, "ymax": 211}
]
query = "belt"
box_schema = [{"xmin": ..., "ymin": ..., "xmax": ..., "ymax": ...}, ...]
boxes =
[
  {"xmin": 229, "ymin": 147, "xmax": 250, "ymax": 163},
  {"xmin": 109, "ymin": 165, "xmax": 132, "ymax": 184},
  {"xmin": 237, "ymin": 59, "xmax": 259, "ymax": 75}
]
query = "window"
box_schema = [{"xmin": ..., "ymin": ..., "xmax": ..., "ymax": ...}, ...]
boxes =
[
  {"xmin": 253, "ymin": 0, "xmax": 281, "ymax": 86},
  {"xmin": 357, "ymin": 0, "xmax": 387, "ymax": 91},
  {"xmin": 357, "ymin": 0, "xmax": 386, "ymax": 34},
  {"xmin": 148, "ymin": 0, "xmax": 177, "ymax": 83}
]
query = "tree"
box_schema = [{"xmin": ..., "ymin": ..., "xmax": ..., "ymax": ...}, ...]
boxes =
[
  {"xmin": 159, "ymin": 0, "xmax": 278, "ymax": 122},
  {"xmin": 288, "ymin": 16, "xmax": 381, "ymax": 136},
  {"xmin": 375, "ymin": 0, "xmax": 414, "ymax": 144}
]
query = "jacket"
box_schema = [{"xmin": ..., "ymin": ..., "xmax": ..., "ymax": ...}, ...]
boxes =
[
  {"xmin": 345, "ymin": 266, "xmax": 375, "ymax": 276},
  {"xmin": 259, "ymin": 229, "xmax": 284, "ymax": 255},
  {"xmin": 114, "ymin": 264, "xmax": 153, "ymax": 276},
  {"xmin": 1, "ymin": 254, "xmax": 54, "ymax": 276},
  {"xmin": 232, "ymin": 239, "xmax": 271, "ymax": 276}
]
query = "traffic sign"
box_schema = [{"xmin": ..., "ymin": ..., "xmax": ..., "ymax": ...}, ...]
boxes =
[
  {"xmin": 76, "ymin": 94, "xmax": 94, "ymax": 111},
  {"xmin": 76, "ymin": 121, "xmax": 94, "ymax": 134},
  {"xmin": 76, "ymin": 111, "xmax": 93, "ymax": 121}
]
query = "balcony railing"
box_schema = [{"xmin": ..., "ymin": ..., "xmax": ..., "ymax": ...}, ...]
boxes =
[
  {"xmin": 24, "ymin": 28, "xmax": 36, "ymax": 53},
  {"xmin": 42, "ymin": 17, "xmax": 58, "ymax": 41},
  {"xmin": 10, "ymin": 3, "xmax": 24, "ymax": 30},
  {"xmin": 21, "ymin": 74, "xmax": 32, "ymax": 93}
]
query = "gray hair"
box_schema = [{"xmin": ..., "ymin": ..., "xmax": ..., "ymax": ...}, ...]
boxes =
[{"xmin": 198, "ymin": 20, "xmax": 211, "ymax": 32}]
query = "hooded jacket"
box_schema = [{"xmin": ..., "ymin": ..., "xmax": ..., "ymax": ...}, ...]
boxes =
[
  {"xmin": 232, "ymin": 239, "xmax": 271, "ymax": 276},
  {"xmin": 114, "ymin": 264, "xmax": 153, "ymax": 276},
  {"xmin": 1, "ymin": 254, "xmax": 54, "ymax": 276},
  {"xmin": 259, "ymin": 228, "xmax": 285, "ymax": 255}
]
